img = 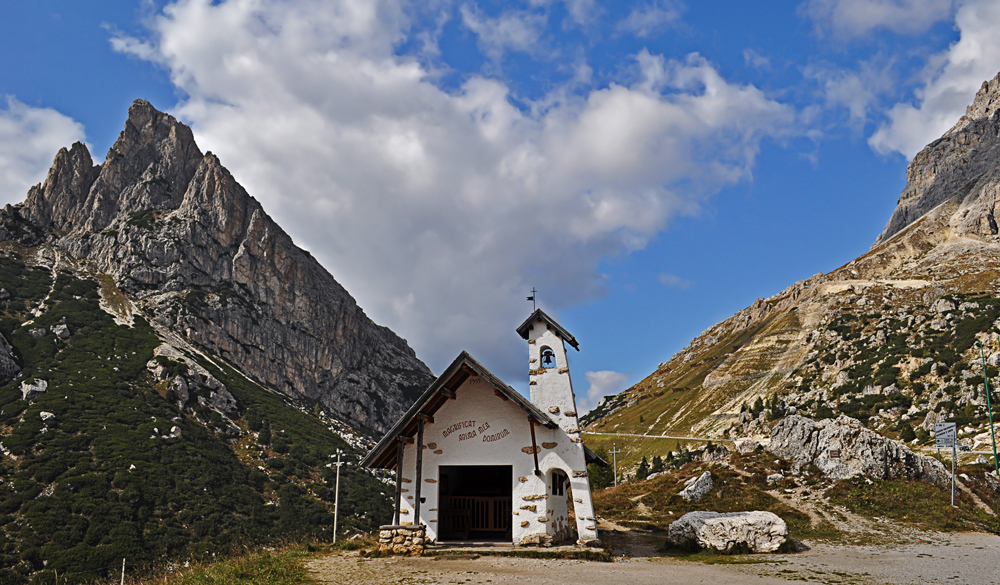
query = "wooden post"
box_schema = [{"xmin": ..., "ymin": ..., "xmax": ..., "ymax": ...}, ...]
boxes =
[
  {"xmin": 394, "ymin": 437, "xmax": 405, "ymax": 524},
  {"xmin": 528, "ymin": 417, "xmax": 541, "ymax": 476},
  {"xmin": 414, "ymin": 415, "xmax": 426, "ymax": 525}
]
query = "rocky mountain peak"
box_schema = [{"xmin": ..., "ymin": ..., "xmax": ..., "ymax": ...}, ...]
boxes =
[
  {"xmin": 11, "ymin": 99, "xmax": 434, "ymax": 434},
  {"xmin": 25, "ymin": 99, "xmax": 203, "ymax": 235},
  {"xmin": 23, "ymin": 142, "xmax": 99, "ymax": 232},
  {"xmin": 955, "ymin": 71, "xmax": 1000, "ymax": 132},
  {"xmin": 874, "ymin": 70, "xmax": 1000, "ymax": 247}
]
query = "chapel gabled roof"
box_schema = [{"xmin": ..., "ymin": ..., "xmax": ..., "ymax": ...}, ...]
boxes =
[
  {"xmin": 361, "ymin": 351, "xmax": 559, "ymax": 470},
  {"xmin": 515, "ymin": 308, "xmax": 580, "ymax": 351}
]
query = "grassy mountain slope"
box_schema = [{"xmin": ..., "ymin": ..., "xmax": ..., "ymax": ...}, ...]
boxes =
[
  {"xmin": 583, "ymin": 189, "xmax": 1000, "ymax": 476},
  {"xmin": 0, "ymin": 244, "xmax": 393, "ymax": 584},
  {"xmin": 582, "ymin": 72, "xmax": 1000, "ymax": 475}
]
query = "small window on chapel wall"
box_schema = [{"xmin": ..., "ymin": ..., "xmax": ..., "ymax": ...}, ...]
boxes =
[
  {"xmin": 551, "ymin": 470, "xmax": 567, "ymax": 496},
  {"xmin": 540, "ymin": 347, "xmax": 557, "ymax": 368}
]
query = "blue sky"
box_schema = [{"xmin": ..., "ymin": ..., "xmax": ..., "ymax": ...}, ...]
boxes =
[{"xmin": 3, "ymin": 0, "xmax": 1000, "ymax": 412}]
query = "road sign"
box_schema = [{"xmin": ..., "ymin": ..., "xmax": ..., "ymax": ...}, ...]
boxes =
[{"xmin": 935, "ymin": 422, "xmax": 957, "ymax": 448}]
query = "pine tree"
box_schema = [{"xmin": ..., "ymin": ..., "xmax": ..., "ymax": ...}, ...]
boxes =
[{"xmin": 636, "ymin": 456, "xmax": 650, "ymax": 480}]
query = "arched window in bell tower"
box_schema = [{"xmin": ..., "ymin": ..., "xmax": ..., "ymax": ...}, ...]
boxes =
[{"xmin": 540, "ymin": 346, "xmax": 557, "ymax": 369}]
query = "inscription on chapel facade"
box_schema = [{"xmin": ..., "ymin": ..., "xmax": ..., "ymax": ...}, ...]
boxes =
[{"xmin": 442, "ymin": 420, "xmax": 510, "ymax": 443}]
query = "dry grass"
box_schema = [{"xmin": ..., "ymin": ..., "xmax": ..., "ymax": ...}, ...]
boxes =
[
  {"xmin": 128, "ymin": 540, "xmax": 376, "ymax": 585},
  {"xmin": 826, "ymin": 469, "xmax": 1000, "ymax": 534},
  {"xmin": 97, "ymin": 273, "xmax": 131, "ymax": 316},
  {"xmin": 591, "ymin": 453, "xmax": 825, "ymax": 542}
]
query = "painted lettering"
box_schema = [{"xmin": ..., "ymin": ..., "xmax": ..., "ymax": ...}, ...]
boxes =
[
  {"xmin": 482, "ymin": 428, "xmax": 510, "ymax": 443},
  {"xmin": 459, "ymin": 430, "xmax": 478, "ymax": 441},
  {"xmin": 478, "ymin": 421, "xmax": 490, "ymax": 434},
  {"xmin": 442, "ymin": 420, "xmax": 476, "ymax": 439}
]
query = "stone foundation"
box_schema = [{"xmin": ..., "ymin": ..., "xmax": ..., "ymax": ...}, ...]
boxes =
[
  {"xmin": 377, "ymin": 525, "xmax": 426, "ymax": 555},
  {"xmin": 517, "ymin": 533, "xmax": 553, "ymax": 546}
]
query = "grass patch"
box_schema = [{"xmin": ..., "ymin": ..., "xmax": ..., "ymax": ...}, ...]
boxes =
[
  {"xmin": 826, "ymin": 477, "xmax": 1000, "ymax": 534},
  {"xmin": 148, "ymin": 546, "xmax": 310, "ymax": 585},
  {"xmin": 97, "ymin": 273, "xmax": 131, "ymax": 317}
]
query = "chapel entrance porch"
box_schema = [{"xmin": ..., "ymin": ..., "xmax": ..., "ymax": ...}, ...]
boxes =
[{"xmin": 438, "ymin": 465, "xmax": 512, "ymax": 542}]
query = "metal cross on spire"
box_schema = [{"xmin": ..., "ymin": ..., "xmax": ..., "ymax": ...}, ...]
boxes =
[{"xmin": 526, "ymin": 287, "xmax": 537, "ymax": 311}]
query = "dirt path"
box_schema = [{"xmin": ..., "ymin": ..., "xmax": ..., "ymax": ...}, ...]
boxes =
[
  {"xmin": 306, "ymin": 553, "xmax": 796, "ymax": 585},
  {"xmin": 305, "ymin": 531, "xmax": 1000, "ymax": 585}
]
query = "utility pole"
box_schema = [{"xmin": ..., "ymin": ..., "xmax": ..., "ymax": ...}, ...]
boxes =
[
  {"xmin": 332, "ymin": 449, "xmax": 344, "ymax": 543},
  {"xmin": 977, "ymin": 341, "xmax": 1000, "ymax": 474},
  {"xmin": 608, "ymin": 443, "xmax": 621, "ymax": 487}
]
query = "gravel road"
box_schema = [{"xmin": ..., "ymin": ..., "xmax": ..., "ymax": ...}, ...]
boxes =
[{"xmin": 306, "ymin": 531, "xmax": 1000, "ymax": 585}]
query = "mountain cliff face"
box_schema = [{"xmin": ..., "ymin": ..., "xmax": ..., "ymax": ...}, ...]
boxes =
[
  {"xmin": 583, "ymin": 70, "xmax": 1000, "ymax": 457},
  {"xmin": 875, "ymin": 71, "xmax": 1000, "ymax": 245},
  {"xmin": 4, "ymin": 100, "xmax": 433, "ymax": 434}
]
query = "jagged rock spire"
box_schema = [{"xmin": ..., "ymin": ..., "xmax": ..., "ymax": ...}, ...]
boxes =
[{"xmin": 14, "ymin": 99, "xmax": 434, "ymax": 433}]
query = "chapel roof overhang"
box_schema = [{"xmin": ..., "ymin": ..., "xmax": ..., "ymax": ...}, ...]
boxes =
[
  {"xmin": 515, "ymin": 309, "xmax": 580, "ymax": 351},
  {"xmin": 584, "ymin": 446, "xmax": 609, "ymax": 467},
  {"xmin": 361, "ymin": 351, "xmax": 560, "ymax": 470}
]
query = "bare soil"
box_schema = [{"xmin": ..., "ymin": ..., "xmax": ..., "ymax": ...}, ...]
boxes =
[{"xmin": 306, "ymin": 530, "xmax": 1000, "ymax": 585}]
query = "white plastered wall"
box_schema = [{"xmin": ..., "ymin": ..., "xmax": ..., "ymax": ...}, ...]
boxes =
[
  {"xmin": 395, "ymin": 369, "xmax": 598, "ymax": 544},
  {"xmin": 526, "ymin": 321, "xmax": 600, "ymax": 545}
]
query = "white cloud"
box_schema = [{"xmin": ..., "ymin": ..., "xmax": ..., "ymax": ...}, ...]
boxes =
[
  {"xmin": 806, "ymin": 56, "xmax": 897, "ymax": 130},
  {"xmin": 802, "ymin": 0, "xmax": 955, "ymax": 39},
  {"xmin": 658, "ymin": 273, "xmax": 692, "ymax": 288},
  {"xmin": 869, "ymin": 0, "xmax": 1000, "ymax": 157},
  {"xmin": 0, "ymin": 97, "xmax": 86, "ymax": 205},
  {"xmin": 460, "ymin": 4, "xmax": 547, "ymax": 61},
  {"xmin": 617, "ymin": 1, "xmax": 683, "ymax": 38},
  {"xmin": 582, "ymin": 370, "xmax": 631, "ymax": 413},
  {"xmin": 743, "ymin": 48, "xmax": 770, "ymax": 70},
  {"xmin": 563, "ymin": 0, "xmax": 600, "ymax": 27},
  {"xmin": 112, "ymin": 0, "xmax": 795, "ymax": 380}
]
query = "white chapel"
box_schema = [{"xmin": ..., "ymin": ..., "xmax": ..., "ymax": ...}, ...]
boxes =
[{"xmin": 362, "ymin": 309, "xmax": 607, "ymax": 545}]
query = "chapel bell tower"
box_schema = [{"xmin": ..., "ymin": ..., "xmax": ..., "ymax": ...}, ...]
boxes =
[{"xmin": 516, "ymin": 309, "xmax": 581, "ymax": 433}]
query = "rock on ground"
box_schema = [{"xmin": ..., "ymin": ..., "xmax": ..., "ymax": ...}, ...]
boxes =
[
  {"xmin": 701, "ymin": 445, "xmax": 730, "ymax": 461},
  {"xmin": 734, "ymin": 438, "xmax": 761, "ymax": 455},
  {"xmin": 0, "ymin": 333, "xmax": 19, "ymax": 386},
  {"xmin": 678, "ymin": 471, "xmax": 712, "ymax": 502},
  {"xmin": 768, "ymin": 414, "xmax": 950, "ymax": 487},
  {"xmin": 668, "ymin": 510, "xmax": 787, "ymax": 553},
  {"xmin": 21, "ymin": 379, "xmax": 48, "ymax": 400}
]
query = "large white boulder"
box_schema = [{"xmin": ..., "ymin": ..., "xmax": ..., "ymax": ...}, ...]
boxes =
[
  {"xmin": 668, "ymin": 511, "xmax": 787, "ymax": 553},
  {"xmin": 768, "ymin": 414, "xmax": 950, "ymax": 488},
  {"xmin": 678, "ymin": 471, "xmax": 713, "ymax": 502}
]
